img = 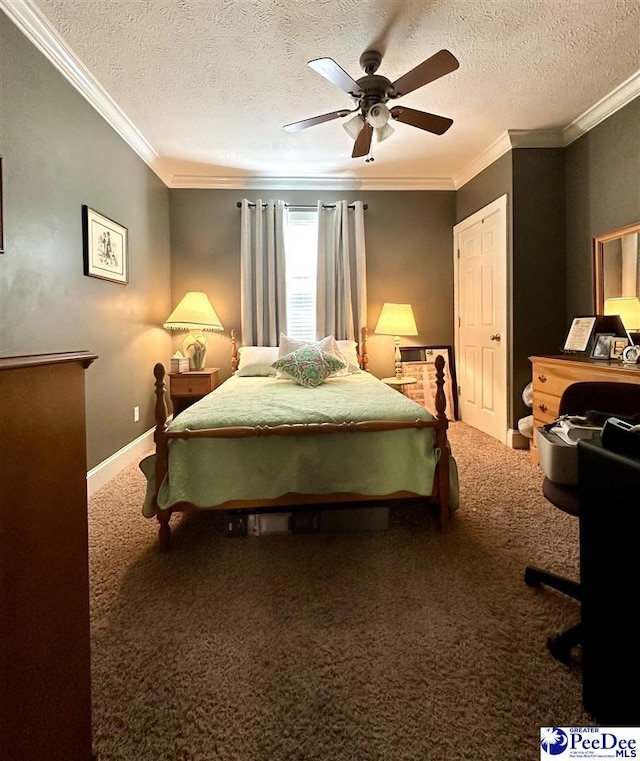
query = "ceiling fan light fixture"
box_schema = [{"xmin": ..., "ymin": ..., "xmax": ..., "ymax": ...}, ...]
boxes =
[
  {"xmin": 342, "ymin": 114, "xmax": 364, "ymax": 139},
  {"xmin": 365, "ymin": 103, "xmax": 391, "ymax": 129},
  {"xmin": 375, "ymin": 123, "xmax": 395, "ymax": 143}
]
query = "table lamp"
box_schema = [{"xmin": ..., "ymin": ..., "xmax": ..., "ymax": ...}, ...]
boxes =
[
  {"xmin": 604, "ymin": 297, "xmax": 640, "ymax": 332},
  {"xmin": 375, "ymin": 303, "xmax": 418, "ymax": 378},
  {"xmin": 163, "ymin": 292, "xmax": 223, "ymax": 370}
]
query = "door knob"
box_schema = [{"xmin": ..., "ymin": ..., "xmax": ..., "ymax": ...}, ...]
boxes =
[{"xmin": 489, "ymin": 333, "xmax": 501, "ymax": 341}]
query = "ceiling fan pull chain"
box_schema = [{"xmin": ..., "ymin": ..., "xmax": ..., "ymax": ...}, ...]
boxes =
[{"xmin": 366, "ymin": 143, "xmax": 375, "ymax": 163}]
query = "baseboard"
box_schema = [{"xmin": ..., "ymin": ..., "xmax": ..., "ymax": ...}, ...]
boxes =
[
  {"xmin": 507, "ymin": 428, "xmax": 530, "ymax": 450},
  {"xmin": 87, "ymin": 427, "xmax": 155, "ymax": 498}
]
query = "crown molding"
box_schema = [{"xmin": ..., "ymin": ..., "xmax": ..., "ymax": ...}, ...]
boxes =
[
  {"xmin": 562, "ymin": 69, "xmax": 640, "ymax": 145},
  {"xmin": 453, "ymin": 132, "xmax": 513, "ymax": 189},
  {"xmin": 508, "ymin": 129, "xmax": 565, "ymax": 148},
  {"xmin": 0, "ymin": 0, "xmax": 170, "ymax": 184},
  {"xmin": 169, "ymin": 174, "xmax": 456, "ymax": 191},
  {"xmin": 3, "ymin": 0, "xmax": 638, "ymax": 192}
]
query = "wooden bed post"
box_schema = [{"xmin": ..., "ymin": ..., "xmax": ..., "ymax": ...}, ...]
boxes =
[
  {"xmin": 434, "ymin": 354, "xmax": 451, "ymax": 530},
  {"xmin": 153, "ymin": 363, "xmax": 172, "ymax": 551},
  {"xmin": 231, "ymin": 329, "xmax": 239, "ymax": 373},
  {"xmin": 360, "ymin": 327, "xmax": 369, "ymax": 371}
]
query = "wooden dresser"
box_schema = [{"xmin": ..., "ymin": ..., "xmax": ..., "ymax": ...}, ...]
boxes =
[
  {"xmin": 0, "ymin": 351, "xmax": 97, "ymax": 761},
  {"xmin": 529, "ymin": 355, "xmax": 640, "ymax": 464}
]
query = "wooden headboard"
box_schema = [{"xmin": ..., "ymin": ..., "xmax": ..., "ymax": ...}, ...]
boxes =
[{"xmin": 230, "ymin": 328, "xmax": 369, "ymax": 372}]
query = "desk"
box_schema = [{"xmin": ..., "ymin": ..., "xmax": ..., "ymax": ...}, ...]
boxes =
[{"xmin": 578, "ymin": 438, "xmax": 640, "ymax": 725}]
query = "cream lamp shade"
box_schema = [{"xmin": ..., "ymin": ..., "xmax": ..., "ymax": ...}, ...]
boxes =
[
  {"xmin": 604, "ymin": 296, "xmax": 640, "ymax": 331},
  {"xmin": 342, "ymin": 114, "xmax": 364, "ymax": 140},
  {"xmin": 163, "ymin": 291, "xmax": 223, "ymax": 370},
  {"xmin": 375, "ymin": 303, "xmax": 418, "ymax": 378},
  {"xmin": 365, "ymin": 103, "xmax": 395, "ymax": 143}
]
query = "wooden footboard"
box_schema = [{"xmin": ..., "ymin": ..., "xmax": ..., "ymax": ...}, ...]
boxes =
[{"xmin": 151, "ymin": 341, "xmax": 451, "ymax": 550}]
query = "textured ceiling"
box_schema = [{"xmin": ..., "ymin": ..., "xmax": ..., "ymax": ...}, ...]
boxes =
[{"xmin": 24, "ymin": 0, "xmax": 640, "ymax": 186}]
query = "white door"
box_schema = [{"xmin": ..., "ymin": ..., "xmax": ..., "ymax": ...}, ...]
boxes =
[{"xmin": 453, "ymin": 195, "xmax": 508, "ymax": 443}]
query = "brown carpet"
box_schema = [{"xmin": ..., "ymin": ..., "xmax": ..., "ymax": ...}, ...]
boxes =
[{"xmin": 88, "ymin": 422, "xmax": 593, "ymax": 761}]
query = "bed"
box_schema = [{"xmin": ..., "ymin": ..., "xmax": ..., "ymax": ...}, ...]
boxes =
[{"xmin": 142, "ymin": 328, "xmax": 456, "ymax": 550}]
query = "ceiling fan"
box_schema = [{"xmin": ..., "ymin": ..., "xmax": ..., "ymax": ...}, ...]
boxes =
[{"xmin": 283, "ymin": 49, "xmax": 459, "ymax": 159}]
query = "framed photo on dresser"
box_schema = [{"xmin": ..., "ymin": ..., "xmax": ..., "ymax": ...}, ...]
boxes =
[
  {"xmin": 399, "ymin": 345, "xmax": 458, "ymax": 420},
  {"xmin": 590, "ymin": 333, "xmax": 615, "ymax": 359},
  {"xmin": 563, "ymin": 316, "xmax": 597, "ymax": 353}
]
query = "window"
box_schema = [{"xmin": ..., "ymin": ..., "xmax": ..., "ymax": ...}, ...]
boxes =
[{"xmin": 283, "ymin": 209, "xmax": 318, "ymax": 341}]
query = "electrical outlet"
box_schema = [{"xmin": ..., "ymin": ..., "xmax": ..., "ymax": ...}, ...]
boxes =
[{"xmin": 133, "ymin": 405, "xmax": 140, "ymax": 423}]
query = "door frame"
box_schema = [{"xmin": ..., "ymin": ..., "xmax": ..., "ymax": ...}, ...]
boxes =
[{"xmin": 453, "ymin": 194, "xmax": 510, "ymax": 443}]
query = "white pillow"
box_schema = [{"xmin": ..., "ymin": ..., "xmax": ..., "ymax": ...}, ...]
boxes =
[
  {"xmin": 336, "ymin": 339, "xmax": 361, "ymax": 373},
  {"xmin": 237, "ymin": 345, "xmax": 278, "ymax": 376},
  {"xmin": 276, "ymin": 334, "xmax": 348, "ymax": 377}
]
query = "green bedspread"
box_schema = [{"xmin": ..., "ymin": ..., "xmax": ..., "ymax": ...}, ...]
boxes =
[{"xmin": 141, "ymin": 371, "xmax": 453, "ymax": 516}]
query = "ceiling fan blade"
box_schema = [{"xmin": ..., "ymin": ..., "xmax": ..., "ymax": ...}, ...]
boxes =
[
  {"xmin": 391, "ymin": 49, "xmax": 459, "ymax": 98},
  {"xmin": 352, "ymin": 122, "xmax": 373, "ymax": 158},
  {"xmin": 390, "ymin": 106, "xmax": 453, "ymax": 135},
  {"xmin": 308, "ymin": 58, "xmax": 362, "ymax": 96},
  {"xmin": 283, "ymin": 110, "xmax": 350, "ymax": 133}
]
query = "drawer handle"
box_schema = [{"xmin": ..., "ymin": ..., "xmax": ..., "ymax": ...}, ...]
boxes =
[
  {"xmin": 538, "ymin": 403, "xmax": 548, "ymax": 413},
  {"xmin": 537, "ymin": 374, "xmax": 547, "ymax": 383},
  {"xmin": 187, "ymin": 387, "xmax": 193, "ymax": 393}
]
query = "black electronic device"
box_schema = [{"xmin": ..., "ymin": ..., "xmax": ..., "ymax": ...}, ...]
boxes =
[{"xmin": 601, "ymin": 417, "xmax": 640, "ymax": 459}]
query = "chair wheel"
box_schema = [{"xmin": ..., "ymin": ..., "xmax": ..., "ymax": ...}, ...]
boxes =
[
  {"xmin": 524, "ymin": 566, "xmax": 540, "ymax": 587},
  {"xmin": 547, "ymin": 634, "xmax": 575, "ymax": 666}
]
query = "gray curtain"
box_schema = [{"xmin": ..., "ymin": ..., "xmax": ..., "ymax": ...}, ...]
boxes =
[
  {"xmin": 240, "ymin": 199, "xmax": 287, "ymax": 346},
  {"xmin": 316, "ymin": 200, "xmax": 367, "ymax": 341}
]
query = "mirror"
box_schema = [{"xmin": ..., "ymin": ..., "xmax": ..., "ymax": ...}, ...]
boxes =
[{"xmin": 594, "ymin": 221, "xmax": 640, "ymax": 333}]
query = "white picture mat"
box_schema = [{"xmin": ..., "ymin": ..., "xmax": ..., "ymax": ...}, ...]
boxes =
[{"xmin": 563, "ymin": 316, "xmax": 596, "ymax": 352}]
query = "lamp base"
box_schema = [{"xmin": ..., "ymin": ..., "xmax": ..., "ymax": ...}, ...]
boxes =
[
  {"xmin": 394, "ymin": 336, "xmax": 402, "ymax": 379},
  {"xmin": 183, "ymin": 331, "xmax": 208, "ymax": 371}
]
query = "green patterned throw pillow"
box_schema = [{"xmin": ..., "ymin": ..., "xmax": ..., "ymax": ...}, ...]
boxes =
[{"xmin": 271, "ymin": 344, "xmax": 346, "ymax": 388}]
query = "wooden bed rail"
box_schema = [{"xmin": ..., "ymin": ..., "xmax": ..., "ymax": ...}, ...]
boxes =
[
  {"xmin": 166, "ymin": 417, "xmax": 440, "ymax": 440},
  {"xmin": 151, "ymin": 352, "xmax": 451, "ymax": 550}
]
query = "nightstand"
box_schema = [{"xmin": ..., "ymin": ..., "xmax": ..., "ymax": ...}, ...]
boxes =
[
  {"xmin": 382, "ymin": 376, "xmax": 418, "ymax": 395},
  {"xmin": 169, "ymin": 368, "xmax": 219, "ymax": 416}
]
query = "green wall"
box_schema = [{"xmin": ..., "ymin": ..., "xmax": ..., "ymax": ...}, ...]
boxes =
[
  {"xmin": 169, "ymin": 189, "xmax": 456, "ymax": 381},
  {"xmin": 456, "ymin": 152, "xmax": 513, "ymax": 225},
  {"xmin": 565, "ymin": 97, "xmax": 640, "ymax": 318},
  {"xmin": 0, "ymin": 14, "xmax": 173, "ymax": 468},
  {"xmin": 511, "ymin": 148, "xmax": 566, "ymax": 422}
]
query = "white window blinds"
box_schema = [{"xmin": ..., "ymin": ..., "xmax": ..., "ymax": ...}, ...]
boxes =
[{"xmin": 283, "ymin": 210, "xmax": 318, "ymax": 341}]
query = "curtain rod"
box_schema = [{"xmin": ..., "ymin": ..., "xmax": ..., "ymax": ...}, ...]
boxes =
[{"xmin": 236, "ymin": 201, "xmax": 368, "ymax": 210}]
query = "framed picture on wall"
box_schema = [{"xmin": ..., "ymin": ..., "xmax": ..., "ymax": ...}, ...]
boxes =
[
  {"xmin": 82, "ymin": 205, "xmax": 128, "ymax": 284},
  {"xmin": 399, "ymin": 345, "xmax": 459, "ymax": 420}
]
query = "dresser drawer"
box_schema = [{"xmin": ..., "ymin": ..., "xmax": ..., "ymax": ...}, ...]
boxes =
[
  {"xmin": 533, "ymin": 363, "xmax": 581, "ymax": 397},
  {"xmin": 170, "ymin": 374, "xmax": 213, "ymax": 396},
  {"xmin": 532, "ymin": 390, "xmax": 561, "ymax": 425}
]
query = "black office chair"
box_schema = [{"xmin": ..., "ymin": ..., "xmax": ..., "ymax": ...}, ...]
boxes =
[{"xmin": 524, "ymin": 381, "xmax": 640, "ymax": 664}]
